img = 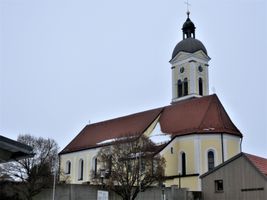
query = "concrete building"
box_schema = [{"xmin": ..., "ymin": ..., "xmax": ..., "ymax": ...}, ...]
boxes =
[
  {"xmin": 200, "ymin": 152, "xmax": 267, "ymax": 200},
  {"xmin": 59, "ymin": 12, "xmax": 242, "ymax": 191}
]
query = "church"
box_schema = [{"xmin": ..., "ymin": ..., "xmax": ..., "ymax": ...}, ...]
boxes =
[{"xmin": 59, "ymin": 11, "xmax": 242, "ymax": 191}]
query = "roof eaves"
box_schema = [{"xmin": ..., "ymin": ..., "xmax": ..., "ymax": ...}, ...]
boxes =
[
  {"xmin": 172, "ymin": 129, "xmax": 241, "ymax": 137},
  {"xmin": 59, "ymin": 143, "xmax": 106, "ymax": 155}
]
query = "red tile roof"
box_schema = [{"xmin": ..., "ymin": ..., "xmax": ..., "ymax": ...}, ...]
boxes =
[
  {"xmin": 245, "ymin": 153, "xmax": 267, "ymax": 177},
  {"xmin": 160, "ymin": 94, "xmax": 240, "ymax": 135},
  {"xmin": 60, "ymin": 94, "xmax": 242, "ymax": 154},
  {"xmin": 60, "ymin": 107, "xmax": 163, "ymax": 153}
]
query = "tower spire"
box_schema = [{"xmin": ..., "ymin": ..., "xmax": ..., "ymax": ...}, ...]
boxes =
[{"xmin": 182, "ymin": 10, "xmax": 195, "ymax": 39}]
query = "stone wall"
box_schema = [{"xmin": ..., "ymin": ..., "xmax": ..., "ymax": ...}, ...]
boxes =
[
  {"xmin": 33, "ymin": 184, "xmax": 201, "ymax": 200},
  {"xmin": 0, "ymin": 181, "xmax": 201, "ymax": 200}
]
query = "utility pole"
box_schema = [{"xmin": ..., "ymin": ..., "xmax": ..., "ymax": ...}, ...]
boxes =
[{"xmin": 52, "ymin": 157, "xmax": 57, "ymax": 200}]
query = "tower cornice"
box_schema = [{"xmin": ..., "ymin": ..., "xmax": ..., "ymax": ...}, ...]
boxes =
[{"xmin": 170, "ymin": 50, "xmax": 211, "ymax": 66}]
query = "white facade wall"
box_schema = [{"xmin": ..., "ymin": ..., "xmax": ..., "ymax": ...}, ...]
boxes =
[{"xmin": 60, "ymin": 148, "xmax": 99, "ymax": 184}]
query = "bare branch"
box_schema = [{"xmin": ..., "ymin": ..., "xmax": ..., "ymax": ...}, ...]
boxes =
[
  {"xmin": 92, "ymin": 135, "xmax": 165, "ymax": 200},
  {"xmin": 2, "ymin": 134, "xmax": 59, "ymax": 200}
]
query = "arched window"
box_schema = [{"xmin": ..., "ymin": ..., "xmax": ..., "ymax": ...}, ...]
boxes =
[
  {"xmin": 184, "ymin": 78, "xmax": 188, "ymax": 96},
  {"xmin": 181, "ymin": 152, "xmax": 186, "ymax": 175},
  {"xmin": 199, "ymin": 78, "xmax": 203, "ymax": 96},
  {"xmin": 178, "ymin": 80, "xmax": 183, "ymax": 97},
  {"xmin": 78, "ymin": 159, "xmax": 84, "ymax": 180},
  {"xmin": 65, "ymin": 160, "xmax": 71, "ymax": 174},
  {"xmin": 208, "ymin": 151, "xmax": 215, "ymax": 171},
  {"xmin": 92, "ymin": 157, "xmax": 98, "ymax": 176}
]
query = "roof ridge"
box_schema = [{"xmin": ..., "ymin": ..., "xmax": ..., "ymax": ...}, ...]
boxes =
[{"xmin": 88, "ymin": 107, "xmax": 164, "ymax": 127}]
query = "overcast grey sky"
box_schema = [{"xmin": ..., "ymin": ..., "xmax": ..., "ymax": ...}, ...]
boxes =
[{"xmin": 0, "ymin": 0, "xmax": 266, "ymax": 158}]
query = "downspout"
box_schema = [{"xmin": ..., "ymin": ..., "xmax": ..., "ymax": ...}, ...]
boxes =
[{"xmin": 221, "ymin": 133, "xmax": 224, "ymax": 163}]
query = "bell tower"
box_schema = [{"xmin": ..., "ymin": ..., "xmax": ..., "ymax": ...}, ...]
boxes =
[{"xmin": 170, "ymin": 12, "xmax": 211, "ymax": 103}]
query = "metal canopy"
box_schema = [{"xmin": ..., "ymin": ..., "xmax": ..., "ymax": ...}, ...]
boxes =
[{"xmin": 0, "ymin": 135, "xmax": 34, "ymax": 163}]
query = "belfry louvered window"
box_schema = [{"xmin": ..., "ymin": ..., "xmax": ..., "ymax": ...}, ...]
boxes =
[
  {"xmin": 178, "ymin": 80, "xmax": 183, "ymax": 97},
  {"xmin": 184, "ymin": 78, "xmax": 188, "ymax": 95},
  {"xmin": 199, "ymin": 78, "xmax": 203, "ymax": 95},
  {"xmin": 177, "ymin": 79, "xmax": 189, "ymax": 98}
]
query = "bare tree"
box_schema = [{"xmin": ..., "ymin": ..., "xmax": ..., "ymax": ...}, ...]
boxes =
[
  {"xmin": 2, "ymin": 134, "xmax": 59, "ymax": 200},
  {"xmin": 92, "ymin": 135, "xmax": 165, "ymax": 200}
]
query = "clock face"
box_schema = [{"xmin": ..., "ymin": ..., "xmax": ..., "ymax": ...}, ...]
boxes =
[
  {"xmin": 180, "ymin": 67, "xmax": 184, "ymax": 73},
  {"xmin": 198, "ymin": 65, "xmax": 203, "ymax": 72}
]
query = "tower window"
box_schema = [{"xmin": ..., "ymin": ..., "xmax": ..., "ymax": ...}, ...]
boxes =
[
  {"xmin": 178, "ymin": 80, "xmax": 183, "ymax": 97},
  {"xmin": 181, "ymin": 152, "xmax": 186, "ymax": 175},
  {"xmin": 177, "ymin": 78, "xmax": 189, "ymax": 98},
  {"xmin": 199, "ymin": 78, "xmax": 203, "ymax": 96},
  {"xmin": 78, "ymin": 159, "xmax": 84, "ymax": 181},
  {"xmin": 208, "ymin": 151, "xmax": 215, "ymax": 171},
  {"xmin": 184, "ymin": 78, "xmax": 188, "ymax": 96}
]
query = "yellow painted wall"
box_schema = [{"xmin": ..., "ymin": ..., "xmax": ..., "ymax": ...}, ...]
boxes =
[
  {"xmin": 161, "ymin": 134, "xmax": 241, "ymax": 191},
  {"xmin": 162, "ymin": 137, "xmax": 195, "ymax": 176},
  {"xmin": 162, "ymin": 145, "xmax": 178, "ymax": 176},
  {"xmin": 226, "ymin": 136, "xmax": 241, "ymax": 159},
  {"xmin": 171, "ymin": 51, "xmax": 210, "ymax": 99},
  {"xmin": 200, "ymin": 136, "xmax": 222, "ymax": 174},
  {"xmin": 176, "ymin": 139, "xmax": 195, "ymax": 174},
  {"xmin": 172, "ymin": 62, "xmax": 191, "ymax": 99}
]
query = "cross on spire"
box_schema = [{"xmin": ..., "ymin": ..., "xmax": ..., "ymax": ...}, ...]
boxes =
[{"xmin": 184, "ymin": 0, "xmax": 191, "ymax": 17}]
